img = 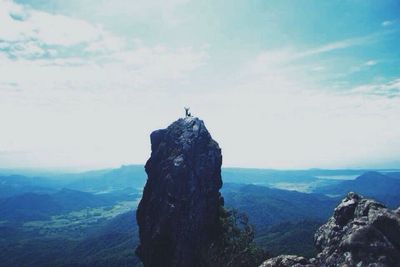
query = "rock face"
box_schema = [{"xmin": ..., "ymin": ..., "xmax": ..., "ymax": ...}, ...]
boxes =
[
  {"xmin": 259, "ymin": 255, "xmax": 312, "ymax": 267},
  {"xmin": 136, "ymin": 117, "xmax": 223, "ymax": 267},
  {"xmin": 260, "ymin": 192, "xmax": 400, "ymax": 267},
  {"xmin": 313, "ymin": 192, "xmax": 400, "ymax": 266}
]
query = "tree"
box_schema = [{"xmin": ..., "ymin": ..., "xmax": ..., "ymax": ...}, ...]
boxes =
[{"xmin": 203, "ymin": 207, "xmax": 268, "ymax": 267}]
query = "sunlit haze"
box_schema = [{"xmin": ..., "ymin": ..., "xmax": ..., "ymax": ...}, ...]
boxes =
[{"xmin": 1, "ymin": 0, "xmax": 400, "ymax": 170}]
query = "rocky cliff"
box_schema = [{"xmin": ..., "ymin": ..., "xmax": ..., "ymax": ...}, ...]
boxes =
[
  {"xmin": 136, "ymin": 117, "xmax": 223, "ymax": 267},
  {"xmin": 260, "ymin": 192, "xmax": 400, "ymax": 267}
]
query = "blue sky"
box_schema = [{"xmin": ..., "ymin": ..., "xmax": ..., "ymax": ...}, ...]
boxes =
[{"xmin": 0, "ymin": 0, "xmax": 399, "ymax": 169}]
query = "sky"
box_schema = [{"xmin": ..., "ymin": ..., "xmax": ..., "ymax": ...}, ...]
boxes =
[{"xmin": 0, "ymin": 0, "xmax": 400, "ymax": 170}]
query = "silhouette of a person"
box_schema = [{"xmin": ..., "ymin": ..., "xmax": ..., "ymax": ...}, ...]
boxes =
[{"xmin": 184, "ymin": 107, "xmax": 190, "ymax": 117}]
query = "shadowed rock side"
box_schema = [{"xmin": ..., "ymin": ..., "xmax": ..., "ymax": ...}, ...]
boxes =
[
  {"xmin": 260, "ymin": 192, "xmax": 400, "ymax": 267},
  {"xmin": 136, "ymin": 117, "xmax": 223, "ymax": 267}
]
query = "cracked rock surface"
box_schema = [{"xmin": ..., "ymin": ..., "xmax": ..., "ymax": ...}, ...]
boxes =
[
  {"xmin": 261, "ymin": 192, "xmax": 400, "ymax": 267},
  {"xmin": 136, "ymin": 117, "xmax": 223, "ymax": 267}
]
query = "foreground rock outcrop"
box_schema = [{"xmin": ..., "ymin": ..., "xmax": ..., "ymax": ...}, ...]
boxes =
[
  {"xmin": 259, "ymin": 255, "xmax": 312, "ymax": 267},
  {"xmin": 136, "ymin": 117, "xmax": 223, "ymax": 267},
  {"xmin": 261, "ymin": 192, "xmax": 400, "ymax": 267}
]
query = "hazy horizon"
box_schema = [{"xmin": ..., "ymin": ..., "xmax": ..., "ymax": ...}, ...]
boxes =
[
  {"xmin": 1, "ymin": 163, "xmax": 400, "ymax": 175},
  {"xmin": 1, "ymin": 0, "xmax": 400, "ymax": 170}
]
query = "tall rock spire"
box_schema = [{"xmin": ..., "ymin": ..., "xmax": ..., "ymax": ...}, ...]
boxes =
[{"xmin": 136, "ymin": 117, "xmax": 223, "ymax": 267}]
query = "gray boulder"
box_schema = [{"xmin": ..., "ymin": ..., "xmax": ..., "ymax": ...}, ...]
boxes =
[
  {"xmin": 259, "ymin": 255, "xmax": 313, "ymax": 267},
  {"xmin": 260, "ymin": 192, "xmax": 400, "ymax": 267},
  {"xmin": 314, "ymin": 192, "xmax": 400, "ymax": 266}
]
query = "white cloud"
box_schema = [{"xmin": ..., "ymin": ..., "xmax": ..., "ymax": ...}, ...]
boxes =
[
  {"xmin": 180, "ymin": 80, "xmax": 400, "ymax": 169},
  {"xmin": 351, "ymin": 78, "xmax": 400, "ymax": 98},
  {"xmin": 364, "ymin": 60, "xmax": 377, "ymax": 66},
  {"xmin": 0, "ymin": 0, "xmax": 207, "ymax": 88},
  {"xmin": 191, "ymin": 46, "xmax": 400, "ymax": 169},
  {"xmin": 0, "ymin": 0, "xmax": 126, "ymax": 58},
  {"xmin": 382, "ymin": 20, "xmax": 395, "ymax": 27},
  {"xmin": 90, "ymin": 0, "xmax": 190, "ymax": 27},
  {"xmin": 29, "ymin": 14, "xmax": 102, "ymax": 46},
  {"xmin": 300, "ymin": 33, "xmax": 381, "ymax": 57},
  {"xmin": 0, "ymin": 42, "xmax": 207, "ymax": 170},
  {"xmin": 1, "ymin": 42, "xmax": 399, "ymax": 169},
  {"xmin": 84, "ymin": 32, "xmax": 126, "ymax": 53},
  {"xmin": 0, "ymin": 45, "xmax": 207, "ymax": 92},
  {"xmin": 244, "ymin": 32, "xmax": 382, "ymax": 73},
  {"xmin": 0, "ymin": 2, "xmax": 209, "ymax": 170},
  {"xmin": 0, "ymin": 0, "xmax": 399, "ymax": 169}
]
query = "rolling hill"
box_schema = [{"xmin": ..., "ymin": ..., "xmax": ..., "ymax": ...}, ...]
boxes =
[
  {"xmin": 222, "ymin": 183, "xmax": 338, "ymax": 229},
  {"xmin": 314, "ymin": 171, "xmax": 400, "ymax": 208}
]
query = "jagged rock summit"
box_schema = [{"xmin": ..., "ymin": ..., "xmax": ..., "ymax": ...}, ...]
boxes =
[
  {"xmin": 136, "ymin": 117, "xmax": 223, "ymax": 267},
  {"xmin": 261, "ymin": 192, "xmax": 400, "ymax": 267}
]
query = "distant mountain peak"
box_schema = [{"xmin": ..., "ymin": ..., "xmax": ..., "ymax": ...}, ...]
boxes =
[{"xmin": 356, "ymin": 171, "xmax": 387, "ymax": 180}]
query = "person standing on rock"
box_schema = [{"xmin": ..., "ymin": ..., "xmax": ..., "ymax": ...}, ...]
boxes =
[{"xmin": 184, "ymin": 107, "xmax": 191, "ymax": 117}]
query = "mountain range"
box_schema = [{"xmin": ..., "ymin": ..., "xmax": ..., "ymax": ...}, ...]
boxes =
[
  {"xmin": 314, "ymin": 171, "xmax": 400, "ymax": 208},
  {"xmin": 1, "ymin": 166, "xmax": 400, "ymax": 266}
]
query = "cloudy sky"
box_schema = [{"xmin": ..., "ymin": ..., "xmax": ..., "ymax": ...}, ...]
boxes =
[{"xmin": 0, "ymin": 0, "xmax": 400, "ymax": 170}]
